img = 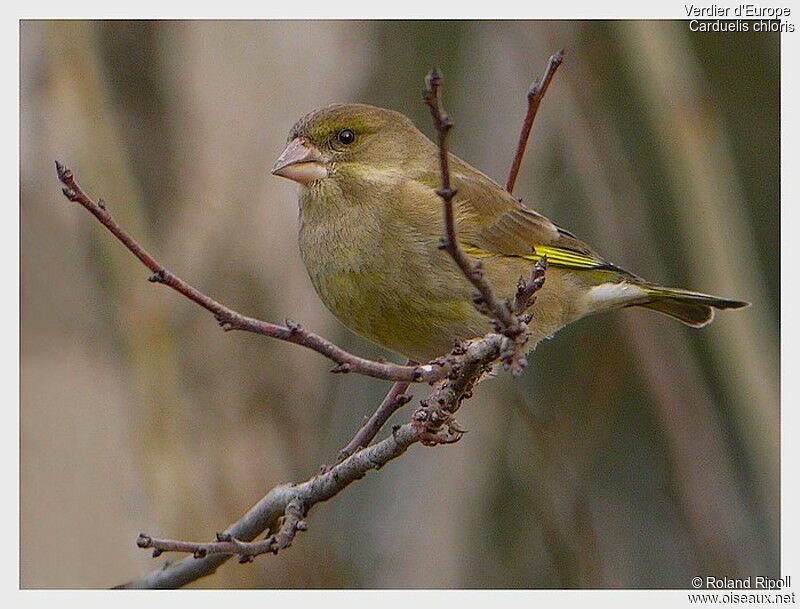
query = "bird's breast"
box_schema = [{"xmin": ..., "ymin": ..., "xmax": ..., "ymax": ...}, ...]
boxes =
[
  {"xmin": 298, "ymin": 193, "xmax": 394, "ymax": 327},
  {"xmin": 296, "ymin": 191, "xmax": 489, "ymax": 360}
]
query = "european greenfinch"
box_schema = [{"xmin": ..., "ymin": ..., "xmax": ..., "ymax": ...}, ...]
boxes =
[{"xmin": 272, "ymin": 103, "xmax": 748, "ymax": 363}]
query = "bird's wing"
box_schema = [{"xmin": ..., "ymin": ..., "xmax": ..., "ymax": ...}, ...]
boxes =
[{"xmin": 419, "ymin": 167, "xmax": 625, "ymax": 273}]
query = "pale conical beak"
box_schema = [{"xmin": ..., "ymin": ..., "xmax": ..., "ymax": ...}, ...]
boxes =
[{"xmin": 272, "ymin": 138, "xmax": 328, "ymax": 184}]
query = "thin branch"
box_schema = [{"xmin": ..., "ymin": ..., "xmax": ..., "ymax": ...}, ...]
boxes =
[
  {"xmin": 513, "ymin": 257, "xmax": 547, "ymax": 316},
  {"xmin": 336, "ymin": 377, "xmax": 412, "ymax": 462},
  {"xmin": 117, "ymin": 334, "xmax": 505, "ymax": 588},
  {"xmin": 55, "ymin": 161, "xmax": 453, "ymax": 385},
  {"xmin": 422, "ymin": 70, "xmax": 521, "ymax": 337},
  {"xmin": 423, "ymin": 69, "xmax": 547, "ymax": 375},
  {"xmin": 136, "ymin": 499, "xmax": 307, "ymax": 564},
  {"xmin": 505, "ymin": 50, "xmax": 564, "ymax": 194}
]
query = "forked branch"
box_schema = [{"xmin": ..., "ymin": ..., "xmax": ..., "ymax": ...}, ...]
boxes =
[
  {"xmin": 337, "ymin": 377, "xmax": 412, "ymax": 462},
  {"xmin": 118, "ymin": 334, "xmax": 505, "ymax": 588}
]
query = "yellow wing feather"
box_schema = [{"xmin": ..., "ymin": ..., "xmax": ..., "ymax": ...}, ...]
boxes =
[{"xmin": 462, "ymin": 243, "xmax": 611, "ymax": 271}]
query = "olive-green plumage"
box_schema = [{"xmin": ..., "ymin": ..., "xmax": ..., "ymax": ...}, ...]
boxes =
[{"xmin": 272, "ymin": 103, "xmax": 748, "ymax": 362}]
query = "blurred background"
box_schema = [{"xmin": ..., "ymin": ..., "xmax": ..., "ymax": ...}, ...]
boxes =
[{"xmin": 20, "ymin": 21, "xmax": 779, "ymax": 588}]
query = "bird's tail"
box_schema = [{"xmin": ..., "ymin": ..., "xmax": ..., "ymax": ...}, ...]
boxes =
[{"xmin": 635, "ymin": 285, "xmax": 749, "ymax": 328}]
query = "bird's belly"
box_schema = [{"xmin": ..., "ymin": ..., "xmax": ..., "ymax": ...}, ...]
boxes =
[
  {"xmin": 305, "ymin": 255, "xmax": 492, "ymax": 361},
  {"xmin": 299, "ymin": 222, "xmax": 490, "ymax": 360}
]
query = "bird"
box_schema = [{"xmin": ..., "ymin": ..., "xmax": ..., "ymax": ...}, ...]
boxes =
[{"xmin": 272, "ymin": 103, "xmax": 748, "ymax": 363}]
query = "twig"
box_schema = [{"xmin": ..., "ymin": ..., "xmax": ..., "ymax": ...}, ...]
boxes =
[
  {"xmin": 513, "ymin": 257, "xmax": 547, "ymax": 317},
  {"xmin": 422, "ymin": 70, "xmax": 521, "ymax": 337},
  {"xmin": 505, "ymin": 50, "xmax": 564, "ymax": 194},
  {"xmin": 423, "ymin": 70, "xmax": 546, "ymax": 375},
  {"xmin": 136, "ymin": 499, "xmax": 308, "ymax": 564},
  {"xmin": 117, "ymin": 334, "xmax": 505, "ymax": 588},
  {"xmin": 336, "ymin": 376, "xmax": 412, "ymax": 462},
  {"xmin": 55, "ymin": 161, "xmax": 453, "ymax": 385},
  {"xmin": 119, "ymin": 426, "xmax": 418, "ymax": 587}
]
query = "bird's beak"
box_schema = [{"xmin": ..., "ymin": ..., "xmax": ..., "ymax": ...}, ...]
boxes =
[{"xmin": 272, "ymin": 138, "xmax": 328, "ymax": 184}]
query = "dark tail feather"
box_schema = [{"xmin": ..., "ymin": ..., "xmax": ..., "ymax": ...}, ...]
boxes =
[{"xmin": 636, "ymin": 286, "xmax": 749, "ymax": 328}]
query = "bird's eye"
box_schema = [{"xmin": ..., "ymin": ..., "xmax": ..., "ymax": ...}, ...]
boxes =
[{"xmin": 337, "ymin": 129, "xmax": 356, "ymax": 145}]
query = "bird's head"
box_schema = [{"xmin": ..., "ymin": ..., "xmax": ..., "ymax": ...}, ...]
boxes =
[{"xmin": 272, "ymin": 103, "xmax": 432, "ymax": 187}]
